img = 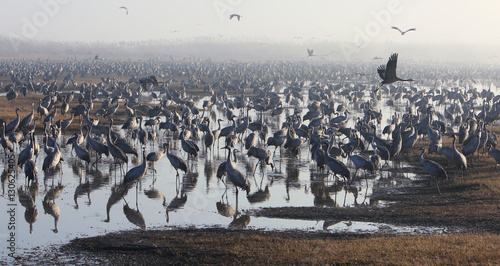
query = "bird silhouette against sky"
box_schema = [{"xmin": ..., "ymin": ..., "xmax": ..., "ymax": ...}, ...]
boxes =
[
  {"xmin": 119, "ymin": 6, "xmax": 128, "ymax": 15},
  {"xmin": 391, "ymin": 26, "xmax": 416, "ymax": 35},
  {"xmin": 377, "ymin": 53, "xmax": 414, "ymax": 85},
  {"xmin": 307, "ymin": 49, "xmax": 314, "ymax": 56},
  {"xmin": 229, "ymin": 14, "xmax": 241, "ymax": 21}
]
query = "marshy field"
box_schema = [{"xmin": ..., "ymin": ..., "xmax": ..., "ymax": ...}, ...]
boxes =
[{"xmin": 1, "ymin": 57, "xmax": 500, "ymax": 264}]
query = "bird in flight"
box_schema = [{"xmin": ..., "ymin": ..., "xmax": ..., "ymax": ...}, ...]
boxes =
[
  {"xmin": 377, "ymin": 53, "xmax": 414, "ymax": 85},
  {"xmin": 119, "ymin": 6, "xmax": 128, "ymax": 15},
  {"xmin": 391, "ymin": 26, "xmax": 416, "ymax": 35},
  {"xmin": 230, "ymin": 14, "xmax": 241, "ymax": 21},
  {"xmin": 307, "ymin": 49, "xmax": 314, "ymax": 56}
]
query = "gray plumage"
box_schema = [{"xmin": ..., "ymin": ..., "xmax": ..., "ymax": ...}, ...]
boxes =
[
  {"xmin": 349, "ymin": 154, "xmax": 374, "ymax": 179},
  {"xmin": 165, "ymin": 141, "xmax": 188, "ymax": 175},
  {"xmin": 462, "ymin": 129, "xmax": 481, "ymax": 157},
  {"xmin": 420, "ymin": 147, "xmax": 448, "ymax": 181},
  {"xmin": 107, "ymin": 119, "xmax": 128, "ymax": 166},
  {"xmin": 245, "ymin": 132, "xmax": 257, "ymax": 150},
  {"xmin": 5, "ymin": 108, "xmax": 20, "ymax": 134},
  {"xmin": 181, "ymin": 130, "xmax": 199, "ymax": 158},
  {"xmin": 19, "ymin": 103, "xmax": 35, "ymax": 130},
  {"xmin": 325, "ymin": 137, "xmax": 350, "ymax": 181},
  {"xmin": 487, "ymin": 144, "xmax": 500, "ymax": 170},
  {"xmin": 73, "ymin": 135, "xmax": 91, "ymax": 164},
  {"xmin": 0, "ymin": 121, "xmax": 14, "ymax": 153},
  {"xmin": 247, "ymin": 146, "xmax": 274, "ymax": 171},
  {"xmin": 123, "ymin": 147, "xmax": 147, "ymax": 186},
  {"xmin": 147, "ymin": 143, "xmax": 168, "ymax": 171},
  {"xmin": 223, "ymin": 147, "xmax": 251, "ymax": 194}
]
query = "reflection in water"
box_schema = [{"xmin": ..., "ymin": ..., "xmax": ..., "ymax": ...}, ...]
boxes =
[
  {"xmin": 144, "ymin": 187, "xmax": 166, "ymax": 206},
  {"xmin": 311, "ymin": 182, "xmax": 337, "ymax": 207},
  {"xmin": 247, "ymin": 185, "xmax": 270, "ymax": 204},
  {"xmin": 204, "ymin": 160, "xmax": 214, "ymax": 187},
  {"xmin": 216, "ymin": 201, "xmax": 236, "ymax": 217},
  {"xmin": 1, "ymin": 168, "xmax": 7, "ymax": 197},
  {"xmin": 74, "ymin": 168, "xmax": 110, "ymax": 209},
  {"xmin": 123, "ymin": 203, "xmax": 146, "ymax": 230},
  {"xmin": 216, "ymin": 192, "xmax": 236, "ymax": 218},
  {"xmin": 19, "ymin": 186, "xmax": 38, "ymax": 234},
  {"xmin": 42, "ymin": 183, "xmax": 64, "ymax": 233},
  {"xmin": 323, "ymin": 220, "xmax": 353, "ymax": 231},
  {"xmin": 105, "ymin": 184, "xmax": 129, "ymax": 223},
  {"xmin": 74, "ymin": 178, "xmax": 91, "ymax": 209},
  {"xmin": 69, "ymin": 158, "xmax": 84, "ymax": 179},
  {"xmin": 166, "ymin": 178, "xmax": 188, "ymax": 222},
  {"xmin": 228, "ymin": 214, "xmax": 251, "ymax": 230}
]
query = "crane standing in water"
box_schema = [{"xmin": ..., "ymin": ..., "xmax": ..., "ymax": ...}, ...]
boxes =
[{"xmin": 222, "ymin": 146, "xmax": 251, "ymax": 196}]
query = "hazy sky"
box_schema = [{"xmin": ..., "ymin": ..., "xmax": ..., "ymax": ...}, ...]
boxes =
[{"xmin": 2, "ymin": 0, "xmax": 500, "ymax": 46}]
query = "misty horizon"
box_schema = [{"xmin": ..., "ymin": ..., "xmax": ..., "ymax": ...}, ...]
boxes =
[{"xmin": 2, "ymin": 35, "xmax": 500, "ymax": 65}]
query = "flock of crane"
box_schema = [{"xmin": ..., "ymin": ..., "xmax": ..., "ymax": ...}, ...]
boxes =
[{"xmin": 3, "ymin": 54, "xmax": 500, "ymax": 216}]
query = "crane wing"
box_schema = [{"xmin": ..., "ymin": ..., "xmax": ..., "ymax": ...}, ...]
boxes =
[
  {"xmin": 377, "ymin": 65, "xmax": 386, "ymax": 80},
  {"xmin": 391, "ymin": 26, "xmax": 403, "ymax": 34},
  {"xmin": 119, "ymin": 6, "xmax": 128, "ymax": 15},
  {"xmin": 403, "ymin": 28, "xmax": 416, "ymax": 34},
  {"xmin": 385, "ymin": 53, "xmax": 398, "ymax": 80}
]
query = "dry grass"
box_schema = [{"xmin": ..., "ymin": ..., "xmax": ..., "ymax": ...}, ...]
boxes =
[{"xmin": 64, "ymin": 229, "xmax": 500, "ymax": 264}]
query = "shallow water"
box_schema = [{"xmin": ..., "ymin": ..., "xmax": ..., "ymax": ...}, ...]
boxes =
[{"xmin": 0, "ymin": 86, "xmax": 451, "ymax": 258}]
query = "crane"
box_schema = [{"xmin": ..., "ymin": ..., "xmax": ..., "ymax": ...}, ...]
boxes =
[
  {"xmin": 420, "ymin": 147, "xmax": 448, "ymax": 193},
  {"xmin": 107, "ymin": 119, "xmax": 128, "ymax": 173},
  {"xmin": 165, "ymin": 141, "xmax": 188, "ymax": 176},
  {"xmin": 222, "ymin": 146, "xmax": 251, "ymax": 195},
  {"xmin": 391, "ymin": 26, "xmax": 416, "ymax": 35},
  {"xmin": 147, "ymin": 143, "xmax": 168, "ymax": 173},
  {"xmin": 378, "ymin": 53, "xmax": 414, "ymax": 85},
  {"xmin": 229, "ymin": 13, "xmax": 241, "ymax": 21},
  {"xmin": 123, "ymin": 147, "xmax": 147, "ymax": 186}
]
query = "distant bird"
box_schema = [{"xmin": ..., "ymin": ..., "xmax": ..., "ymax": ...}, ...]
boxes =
[
  {"xmin": 307, "ymin": 49, "xmax": 314, "ymax": 56},
  {"xmin": 138, "ymin": 75, "xmax": 162, "ymax": 90},
  {"xmin": 391, "ymin": 26, "xmax": 416, "ymax": 35},
  {"xmin": 107, "ymin": 119, "xmax": 128, "ymax": 171},
  {"xmin": 6, "ymin": 89, "xmax": 18, "ymax": 102},
  {"xmin": 229, "ymin": 14, "xmax": 241, "ymax": 21},
  {"xmin": 119, "ymin": 6, "xmax": 128, "ymax": 15},
  {"xmin": 377, "ymin": 53, "xmax": 414, "ymax": 85}
]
